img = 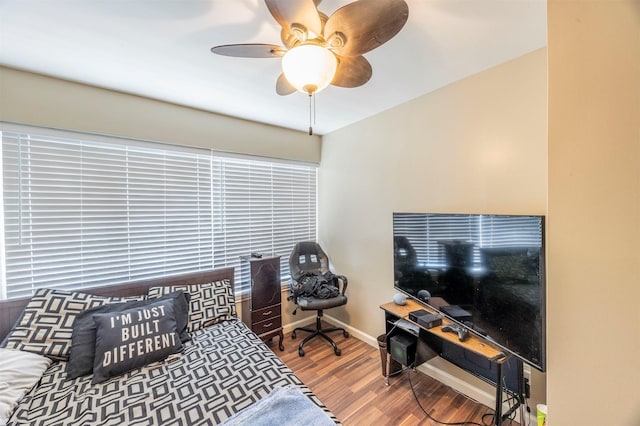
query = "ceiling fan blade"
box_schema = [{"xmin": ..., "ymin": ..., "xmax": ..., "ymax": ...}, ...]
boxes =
[
  {"xmin": 265, "ymin": 0, "xmax": 322, "ymax": 38},
  {"xmin": 331, "ymin": 55, "xmax": 372, "ymax": 88},
  {"xmin": 276, "ymin": 73, "xmax": 297, "ymax": 96},
  {"xmin": 211, "ymin": 44, "xmax": 286, "ymax": 58},
  {"xmin": 324, "ymin": 0, "xmax": 409, "ymax": 57}
]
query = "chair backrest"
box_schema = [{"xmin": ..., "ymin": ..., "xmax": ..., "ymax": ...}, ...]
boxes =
[{"xmin": 289, "ymin": 241, "xmax": 331, "ymax": 279}]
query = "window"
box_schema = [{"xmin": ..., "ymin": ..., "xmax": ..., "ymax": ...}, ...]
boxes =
[
  {"xmin": 211, "ymin": 157, "xmax": 317, "ymax": 293},
  {"xmin": 1, "ymin": 124, "xmax": 317, "ymax": 300}
]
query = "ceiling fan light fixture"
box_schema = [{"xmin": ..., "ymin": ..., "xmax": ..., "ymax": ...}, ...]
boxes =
[{"xmin": 282, "ymin": 44, "xmax": 337, "ymax": 95}]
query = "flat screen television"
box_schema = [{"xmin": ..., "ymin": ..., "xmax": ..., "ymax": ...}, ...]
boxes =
[{"xmin": 393, "ymin": 212, "xmax": 546, "ymax": 373}]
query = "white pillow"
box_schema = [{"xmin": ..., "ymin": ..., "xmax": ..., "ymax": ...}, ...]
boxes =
[{"xmin": 0, "ymin": 348, "xmax": 51, "ymax": 424}]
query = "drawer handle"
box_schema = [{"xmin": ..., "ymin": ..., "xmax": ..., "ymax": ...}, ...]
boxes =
[
  {"xmin": 262, "ymin": 311, "xmax": 272, "ymax": 316},
  {"xmin": 263, "ymin": 322, "xmax": 273, "ymax": 328}
]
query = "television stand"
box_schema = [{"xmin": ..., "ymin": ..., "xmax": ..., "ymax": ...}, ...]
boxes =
[{"xmin": 380, "ymin": 299, "xmax": 525, "ymax": 426}]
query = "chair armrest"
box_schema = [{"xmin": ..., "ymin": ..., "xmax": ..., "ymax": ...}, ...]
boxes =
[
  {"xmin": 288, "ymin": 279, "xmax": 300, "ymax": 301},
  {"xmin": 336, "ymin": 275, "xmax": 348, "ymax": 295}
]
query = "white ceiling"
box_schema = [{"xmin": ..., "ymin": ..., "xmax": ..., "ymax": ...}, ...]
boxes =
[{"xmin": 0, "ymin": 0, "xmax": 547, "ymax": 135}]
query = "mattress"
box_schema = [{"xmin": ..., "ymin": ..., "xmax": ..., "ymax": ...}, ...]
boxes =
[{"xmin": 7, "ymin": 318, "xmax": 338, "ymax": 425}]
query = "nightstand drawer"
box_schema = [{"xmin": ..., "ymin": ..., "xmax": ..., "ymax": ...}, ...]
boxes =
[
  {"xmin": 252, "ymin": 304, "xmax": 281, "ymax": 323},
  {"xmin": 252, "ymin": 316, "xmax": 282, "ymax": 334}
]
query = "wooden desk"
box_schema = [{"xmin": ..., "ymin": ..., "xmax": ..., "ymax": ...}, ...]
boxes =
[
  {"xmin": 380, "ymin": 299, "xmax": 505, "ymax": 362},
  {"xmin": 380, "ymin": 299, "xmax": 518, "ymax": 426}
]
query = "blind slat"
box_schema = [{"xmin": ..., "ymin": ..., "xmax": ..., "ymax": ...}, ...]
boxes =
[{"xmin": 1, "ymin": 127, "xmax": 317, "ymax": 299}]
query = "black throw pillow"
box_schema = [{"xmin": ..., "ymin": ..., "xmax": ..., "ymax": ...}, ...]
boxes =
[
  {"xmin": 66, "ymin": 291, "xmax": 190, "ymax": 380},
  {"xmin": 92, "ymin": 298, "xmax": 182, "ymax": 384}
]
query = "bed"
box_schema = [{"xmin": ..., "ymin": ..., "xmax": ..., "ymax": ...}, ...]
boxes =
[{"xmin": 0, "ymin": 268, "xmax": 339, "ymax": 425}]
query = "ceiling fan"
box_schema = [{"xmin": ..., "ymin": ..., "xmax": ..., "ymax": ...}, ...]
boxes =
[{"xmin": 211, "ymin": 0, "xmax": 410, "ymax": 99}]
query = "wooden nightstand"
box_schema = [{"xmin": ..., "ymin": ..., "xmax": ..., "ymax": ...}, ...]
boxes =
[{"xmin": 242, "ymin": 255, "xmax": 284, "ymax": 351}]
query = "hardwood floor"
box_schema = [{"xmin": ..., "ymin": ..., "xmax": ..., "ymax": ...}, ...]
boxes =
[{"xmin": 269, "ymin": 326, "xmax": 520, "ymax": 426}]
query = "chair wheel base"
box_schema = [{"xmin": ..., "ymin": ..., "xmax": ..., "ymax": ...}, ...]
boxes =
[{"xmin": 292, "ymin": 310, "xmax": 348, "ymax": 357}]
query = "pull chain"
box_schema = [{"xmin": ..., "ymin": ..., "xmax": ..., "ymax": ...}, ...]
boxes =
[{"xmin": 308, "ymin": 93, "xmax": 313, "ymax": 135}]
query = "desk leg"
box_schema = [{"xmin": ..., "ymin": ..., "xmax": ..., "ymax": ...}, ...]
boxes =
[
  {"xmin": 385, "ymin": 356, "xmax": 390, "ymax": 386},
  {"xmin": 494, "ymin": 362, "xmax": 503, "ymax": 426},
  {"xmin": 385, "ymin": 356, "xmax": 403, "ymax": 386}
]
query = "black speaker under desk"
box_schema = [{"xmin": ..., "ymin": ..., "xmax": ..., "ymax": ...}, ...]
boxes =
[{"xmin": 389, "ymin": 333, "xmax": 416, "ymax": 367}]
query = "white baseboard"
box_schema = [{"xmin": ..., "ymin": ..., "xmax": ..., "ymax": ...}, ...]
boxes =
[
  {"xmin": 283, "ymin": 313, "xmax": 379, "ymax": 348},
  {"xmin": 282, "ymin": 316, "xmax": 315, "ymax": 334},
  {"xmin": 282, "ymin": 314, "xmax": 378, "ymax": 348},
  {"xmin": 418, "ymin": 359, "xmax": 530, "ymax": 424},
  {"xmin": 323, "ymin": 313, "xmax": 379, "ymax": 347},
  {"xmin": 318, "ymin": 314, "xmax": 530, "ymax": 424}
]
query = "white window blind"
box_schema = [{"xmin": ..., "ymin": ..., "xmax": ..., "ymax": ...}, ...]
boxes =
[
  {"xmin": 212, "ymin": 156, "xmax": 317, "ymax": 293},
  {"xmin": 1, "ymin": 126, "xmax": 317, "ymax": 300}
]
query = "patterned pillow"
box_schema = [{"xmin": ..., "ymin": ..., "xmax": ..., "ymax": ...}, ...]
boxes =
[
  {"xmin": 91, "ymin": 298, "xmax": 182, "ymax": 384},
  {"xmin": 66, "ymin": 291, "xmax": 190, "ymax": 380},
  {"xmin": 2, "ymin": 289, "xmax": 145, "ymax": 361},
  {"xmin": 148, "ymin": 280, "xmax": 235, "ymax": 332}
]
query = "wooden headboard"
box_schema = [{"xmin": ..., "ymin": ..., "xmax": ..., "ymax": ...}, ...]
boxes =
[{"xmin": 0, "ymin": 268, "xmax": 234, "ymax": 342}]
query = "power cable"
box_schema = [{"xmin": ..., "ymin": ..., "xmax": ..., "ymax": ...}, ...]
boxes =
[{"xmin": 407, "ymin": 367, "xmax": 484, "ymax": 426}]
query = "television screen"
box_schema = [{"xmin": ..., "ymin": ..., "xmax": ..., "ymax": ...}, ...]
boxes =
[{"xmin": 393, "ymin": 213, "xmax": 546, "ymax": 372}]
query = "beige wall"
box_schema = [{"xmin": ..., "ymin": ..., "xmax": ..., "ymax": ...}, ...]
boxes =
[
  {"xmin": 3, "ymin": 3, "xmax": 638, "ymax": 421},
  {"xmin": 319, "ymin": 48, "xmax": 548, "ymax": 409},
  {"xmin": 0, "ymin": 66, "xmax": 321, "ymax": 162},
  {"xmin": 547, "ymin": 1, "xmax": 640, "ymax": 425}
]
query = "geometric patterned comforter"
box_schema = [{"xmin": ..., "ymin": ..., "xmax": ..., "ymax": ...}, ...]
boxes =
[{"xmin": 8, "ymin": 319, "xmax": 339, "ymax": 425}]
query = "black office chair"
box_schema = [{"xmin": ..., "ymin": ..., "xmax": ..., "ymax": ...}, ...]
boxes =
[{"xmin": 289, "ymin": 241, "xmax": 349, "ymax": 357}]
